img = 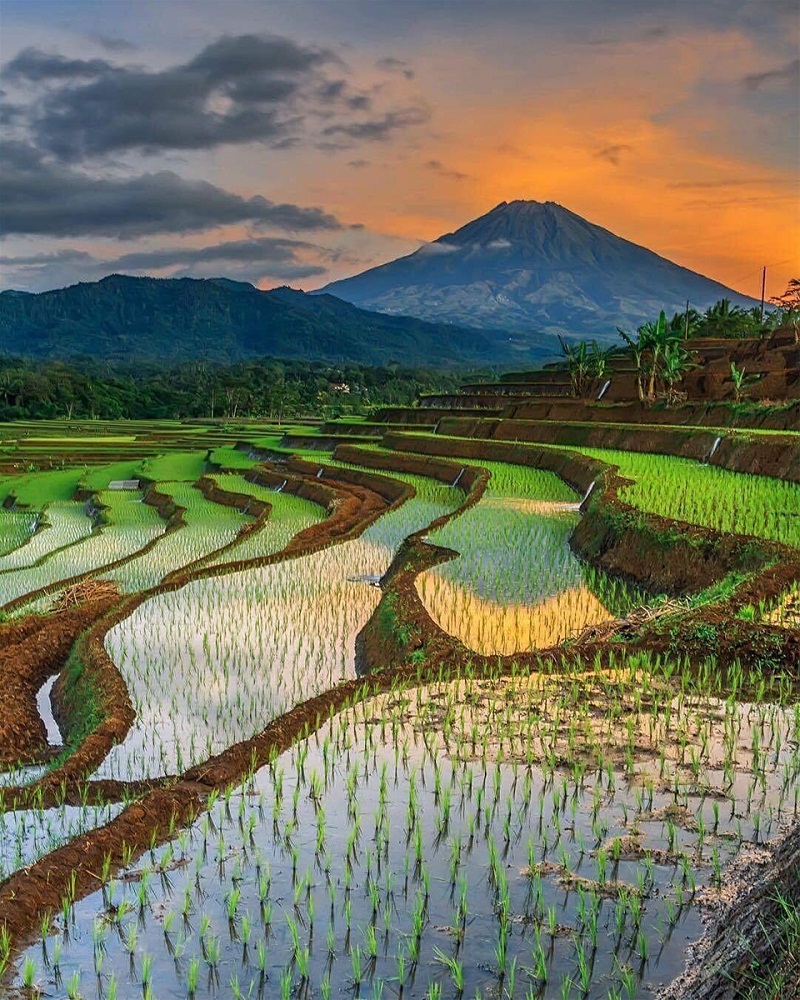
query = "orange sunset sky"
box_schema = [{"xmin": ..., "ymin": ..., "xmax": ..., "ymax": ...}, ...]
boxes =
[{"xmin": 1, "ymin": 0, "xmax": 798, "ymax": 298}]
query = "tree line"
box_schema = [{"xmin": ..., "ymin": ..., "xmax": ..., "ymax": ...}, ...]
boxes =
[{"xmin": 0, "ymin": 357, "xmax": 473, "ymax": 422}]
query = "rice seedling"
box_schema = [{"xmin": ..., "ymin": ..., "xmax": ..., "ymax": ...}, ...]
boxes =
[{"xmin": 19, "ymin": 651, "xmax": 795, "ymax": 997}]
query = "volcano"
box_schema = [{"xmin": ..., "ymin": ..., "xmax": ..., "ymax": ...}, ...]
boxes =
[{"xmin": 320, "ymin": 200, "xmax": 759, "ymax": 343}]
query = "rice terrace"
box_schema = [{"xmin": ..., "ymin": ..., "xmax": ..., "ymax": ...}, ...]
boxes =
[
  {"xmin": 0, "ymin": 316, "xmax": 797, "ymax": 1000},
  {"xmin": 1, "ymin": 2, "xmax": 800, "ymax": 997}
]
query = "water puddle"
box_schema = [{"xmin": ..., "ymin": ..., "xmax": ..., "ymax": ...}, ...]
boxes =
[{"xmin": 36, "ymin": 675, "xmax": 63, "ymax": 747}]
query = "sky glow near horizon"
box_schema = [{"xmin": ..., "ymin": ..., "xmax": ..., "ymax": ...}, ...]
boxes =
[{"xmin": 0, "ymin": 0, "xmax": 797, "ymax": 299}]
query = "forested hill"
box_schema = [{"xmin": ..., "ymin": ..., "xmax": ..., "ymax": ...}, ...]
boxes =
[{"xmin": 0, "ymin": 274, "xmax": 552, "ymax": 366}]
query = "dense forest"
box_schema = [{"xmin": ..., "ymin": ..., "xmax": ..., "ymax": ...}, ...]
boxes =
[{"xmin": 0, "ymin": 356, "xmax": 475, "ymax": 421}]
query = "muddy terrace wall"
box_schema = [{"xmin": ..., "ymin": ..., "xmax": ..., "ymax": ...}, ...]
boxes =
[
  {"xmin": 280, "ymin": 434, "xmax": 381, "ymax": 451},
  {"xmin": 319, "ymin": 422, "xmax": 424, "ymax": 437},
  {"xmin": 502, "ymin": 399, "xmax": 800, "ymax": 431},
  {"xmin": 381, "ymin": 431, "xmax": 784, "ymax": 595},
  {"xmin": 283, "ymin": 457, "xmax": 413, "ymax": 507},
  {"xmin": 333, "ymin": 443, "xmax": 485, "ymax": 491},
  {"xmin": 431, "ymin": 418, "xmax": 800, "ymax": 482},
  {"xmin": 375, "ymin": 407, "xmax": 499, "ymax": 424}
]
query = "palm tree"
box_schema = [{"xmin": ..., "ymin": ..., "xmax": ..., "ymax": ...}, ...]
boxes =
[{"xmin": 698, "ymin": 298, "xmax": 754, "ymax": 339}]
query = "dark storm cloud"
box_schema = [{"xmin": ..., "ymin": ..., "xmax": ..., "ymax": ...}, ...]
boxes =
[
  {"xmin": 0, "ymin": 238, "xmax": 330, "ymax": 289},
  {"xmin": 3, "ymin": 48, "xmax": 116, "ymax": 82},
  {"xmin": 742, "ymin": 57, "xmax": 800, "ymax": 91},
  {"xmin": 0, "ymin": 143, "xmax": 344, "ymax": 237},
  {"xmin": 594, "ymin": 144, "xmax": 632, "ymax": 166},
  {"xmin": 185, "ymin": 33, "xmax": 334, "ymax": 80},
  {"xmin": 2, "ymin": 33, "xmax": 422, "ymax": 160}
]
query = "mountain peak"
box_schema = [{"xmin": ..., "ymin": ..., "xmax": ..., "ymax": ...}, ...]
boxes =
[{"xmin": 439, "ymin": 199, "xmax": 589, "ymax": 250}]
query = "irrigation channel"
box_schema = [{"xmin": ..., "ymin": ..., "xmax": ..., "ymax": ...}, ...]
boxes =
[{"xmin": 2, "ymin": 452, "xmax": 798, "ymax": 999}]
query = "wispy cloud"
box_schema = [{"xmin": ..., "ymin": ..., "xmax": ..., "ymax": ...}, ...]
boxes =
[
  {"xmin": 742, "ymin": 57, "xmax": 800, "ymax": 91},
  {"xmin": 593, "ymin": 143, "xmax": 632, "ymax": 166},
  {"xmin": 376, "ymin": 56, "xmax": 415, "ymax": 79},
  {"xmin": 425, "ymin": 158, "xmax": 469, "ymax": 181}
]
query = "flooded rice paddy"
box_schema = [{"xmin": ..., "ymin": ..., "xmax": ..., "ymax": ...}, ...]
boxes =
[
  {"xmin": 17, "ymin": 658, "xmax": 798, "ymax": 998},
  {"xmin": 416, "ymin": 464, "xmax": 647, "ymax": 655},
  {"xmin": 93, "ymin": 476, "xmax": 460, "ymax": 783}
]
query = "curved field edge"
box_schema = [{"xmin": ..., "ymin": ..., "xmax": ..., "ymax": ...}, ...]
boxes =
[
  {"xmin": 0, "ymin": 505, "xmax": 81, "ymax": 574},
  {"xmin": 0, "ymin": 472, "xmax": 276, "ymax": 616},
  {"xmin": 0, "ymin": 443, "xmax": 796, "ymax": 951},
  {"xmin": 0, "ymin": 482, "xmax": 182, "ymax": 616},
  {"xmin": 0, "ymin": 455, "xmax": 483, "ymax": 963},
  {"xmin": 0, "ymin": 478, "xmax": 270, "ymax": 772},
  {"xmin": 365, "ymin": 436, "xmax": 798, "ymax": 595}
]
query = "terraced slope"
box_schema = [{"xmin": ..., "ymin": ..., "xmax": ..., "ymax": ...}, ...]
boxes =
[{"xmin": 0, "ymin": 416, "xmax": 796, "ymax": 1000}]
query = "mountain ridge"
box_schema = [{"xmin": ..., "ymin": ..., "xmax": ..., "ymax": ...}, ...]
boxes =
[
  {"xmin": 0, "ymin": 273, "xmax": 552, "ymax": 366},
  {"xmin": 319, "ymin": 200, "xmax": 759, "ymax": 341}
]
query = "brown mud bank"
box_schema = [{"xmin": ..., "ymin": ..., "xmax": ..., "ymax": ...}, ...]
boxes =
[
  {"xmin": 659, "ymin": 823, "xmax": 800, "ymax": 1000},
  {"xmin": 0, "ymin": 594, "xmax": 120, "ymax": 767},
  {"xmin": 431, "ymin": 417, "xmax": 800, "ymax": 481}
]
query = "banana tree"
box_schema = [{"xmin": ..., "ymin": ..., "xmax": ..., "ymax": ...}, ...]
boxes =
[
  {"xmin": 558, "ymin": 336, "xmax": 592, "ymax": 397},
  {"xmin": 641, "ymin": 310, "xmax": 673, "ymax": 401},
  {"xmin": 617, "ymin": 326, "xmax": 646, "ymax": 403},
  {"xmin": 619, "ymin": 310, "xmax": 684, "ymax": 403},
  {"xmin": 661, "ymin": 343, "xmax": 694, "ymax": 405},
  {"xmin": 588, "ymin": 341, "xmax": 619, "ymax": 381}
]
